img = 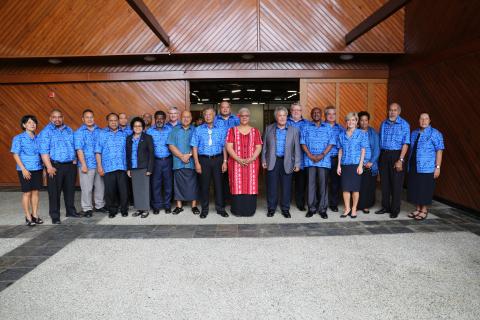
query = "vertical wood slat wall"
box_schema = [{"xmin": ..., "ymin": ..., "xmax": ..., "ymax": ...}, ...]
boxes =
[{"xmin": 300, "ymin": 79, "xmax": 387, "ymax": 129}]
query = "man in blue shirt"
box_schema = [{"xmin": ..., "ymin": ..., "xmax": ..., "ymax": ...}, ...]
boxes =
[
  {"xmin": 376, "ymin": 102, "xmax": 410, "ymax": 218},
  {"xmin": 167, "ymin": 110, "xmax": 200, "ymax": 215},
  {"xmin": 166, "ymin": 107, "xmax": 181, "ymax": 128},
  {"xmin": 215, "ymin": 101, "xmax": 240, "ymax": 206},
  {"xmin": 74, "ymin": 109, "xmax": 105, "ymax": 217},
  {"xmin": 118, "ymin": 112, "xmax": 133, "ymax": 136},
  {"xmin": 39, "ymin": 109, "xmax": 80, "ymax": 223},
  {"xmin": 95, "ymin": 113, "xmax": 129, "ymax": 218},
  {"xmin": 324, "ymin": 106, "xmax": 345, "ymax": 213},
  {"xmin": 147, "ymin": 111, "xmax": 173, "ymax": 214},
  {"xmin": 301, "ymin": 107, "xmax": 335, "ymax": 219},
  {"xmin": 287, "ymin": 102, "xmax": 310, "ymax": 212},
  {"xmin": 191, "ymin": 106, "xmax": 229, "ymax": 218}
]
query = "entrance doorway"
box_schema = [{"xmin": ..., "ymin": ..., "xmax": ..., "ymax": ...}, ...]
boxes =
[{"xmin": 189, "ymin": 80, "xmax": 299, "ymax": 132}]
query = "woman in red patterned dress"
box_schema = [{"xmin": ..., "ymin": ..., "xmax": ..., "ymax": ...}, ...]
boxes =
[{"xmin": 225, "ymin": 108, "xmax": 263, "ymax": 216}]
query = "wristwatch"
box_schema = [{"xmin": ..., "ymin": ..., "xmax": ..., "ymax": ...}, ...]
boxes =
[
  {"xmin": 435, "ymin": 165, "xmax": 440, "ymax": 169},
  {"xmin": 399, "ymin": 158, "xmax": 404, "ymax": 162}
]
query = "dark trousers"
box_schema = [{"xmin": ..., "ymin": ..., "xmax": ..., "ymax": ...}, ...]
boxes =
[
  {"xmin": 328, "ymin": 156, "xmax": 341, "ymax": 207},
  {"xmin": 379, "ymin": 150, "xmax": 404, "ymax": 214},
  {"xmin": 222, "ymin": 172, "xmax": 231, "ymax": 205},
  {"xmin": 267, "ymin": 157, "xmax": 293, "ymax": 211},
  {"xmin": 307, "ymin": 167, "xmax": 329, "ymax": 213},
  {"xmin": 198, "ymin": 155, "xmax": 225, "ymax": 213},
  {"xmin": 104, "ymin": 170, "xmax": 129, "ymax": 214},
  {"xmin": 151, "ymin": 157, "xmax": 173, "ymax": 210},
  {"xmin": 47, "ymin": 162, "xmax": 77, "ymax": 220},
  {"xmin": 293, "ymin": 168, "xmax": 307, "ymax": 208}
]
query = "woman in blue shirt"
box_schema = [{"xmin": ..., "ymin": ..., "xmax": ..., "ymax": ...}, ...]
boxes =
[
  {"xmin": 357, "ymin": 111, "xmax": 380, "ymax": 213},
  {"xmin": 407, "ymin": 113, "xmax": 444, "ymax": 220},
  {"xmin": 337, "ymin": 112, "xmax": 368, "ymax": 218},
  {"xmin": 10, "ymin": 115, "xmax": 44, "ymax": 226}
]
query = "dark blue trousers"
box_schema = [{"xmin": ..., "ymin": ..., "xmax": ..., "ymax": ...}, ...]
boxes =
[
  {"xmin": 151, "ymin": 157, "xmax": 173, "ymax": 210},
  {"xmin": 267, "ymin": 157, "xmax": 293, "ymax": 211}
]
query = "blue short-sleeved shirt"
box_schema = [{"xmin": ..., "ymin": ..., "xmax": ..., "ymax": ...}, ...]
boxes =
[
  {"xmin": 95, "ymin": 128, "xmax": 127, "ymax": 173},
  {"xmin": 337, "ymin": 129, "xmax": 369, "ymax": 165},
  {"xmin": 38, "ymin": 124, "xmax": 76, "ymax": 163},
  {"xmin": 10, "ymin": 132, "xmax": 43, "ymax": 171},
  {"xmin": 74, "ymin": 125, "xmax": 101, "ymax": 169},
  {"xmin": 287, "ymin": 117, "xmax": 311, "ymax": 169},
  {"xmin": 215, "ymin": 114, "xmax": 240, "ymax": 130},
  {"xmin": 131, "ymin": 136, "xmax": 140, "ymax": 169},
  {"xmin": 190, "ymin": 123, "xmax": 226, "ymax": 156},
  {"xmin": 146, "ymin": 125, "xmax": 172, "ymax": 158},
  {"xmin": 167, "ymin": 125, "xmax": 195, "ymax": 170},
  {"xmin": 275, "ymin": 126, "xmax": 288, "ymax": 157},
  {"xmin": 380, "ymin": 116, "xmax": 411, "ymax": 150},
  {"xmin": 119, "ymin": 125, "xmax": 133, "ymax": 136},
  {"xmin": 300, "ymin": 122, "xmax": 336, "ymax": 168},
  {"xmin": 409, "ymin": 126, "xmax": 445, "ymax": 173},
  {"xmin": 324, "ymin": 122, "xmax": 344, "ymax": 157},
  {"xmin": 165, "ymin": 121, "xmax": 181, "ymax": 129}
]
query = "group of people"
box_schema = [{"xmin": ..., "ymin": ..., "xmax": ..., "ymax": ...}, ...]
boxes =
[{"xmin": 11, "ymin": 101, "xmax": 444, "ymax": 225}]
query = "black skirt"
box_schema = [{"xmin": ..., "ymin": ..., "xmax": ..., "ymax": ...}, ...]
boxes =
[
  {"xmin": 341, "ymin": 165, "xmax": 362, "ymax": 192},
  {"xmin": 358, "ymin": 171, "xmax": 376, "ymax": 209},
  {"xmin": 17, "ymin": 170, "xmax": 43, "ymax": 192},
  {"xmin": 231, "ymin": 194, "xmax": 257, "ymax": 217},
  {"xmin": 407, "ymin": 171, "xmax": 435, "ymax": 205}
]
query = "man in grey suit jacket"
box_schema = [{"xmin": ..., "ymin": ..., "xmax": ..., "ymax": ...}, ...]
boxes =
[{"xmin": 261, "ymin": 106, "xmax": 301, "ymax": 218}]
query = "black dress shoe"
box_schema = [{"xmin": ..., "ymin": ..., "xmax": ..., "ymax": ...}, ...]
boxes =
[
  {"xmin": 83, "ymin": 210, "xmax": 93, "ymax": 218},
  {"xmin": 319, "ymin": 211, "xmax": 328, "ymax": 219},
  {"xmin": 217, "ymin": 211, "xmax": 229, "ymax": 218},
  {"xmin": 281, "ymin": 210, "xmax": 291, "ymax": 218},
  {"xmin": 200, "ymin": 212, "xmax": 208, "ymax": 219},
  {"xmin": 267, "ymin": 210, "xmax": 275, "ymax": 217},
  {"xmin": 52, "ymin": 219, "xmax": 61, "ymax": 224},
  {"xmin": 132, "ymin": 210, "xmax": 142, "ymax": 217},
  {"xmin": 297, "ymin": 206, "xmax": 307, "ymax": 212},
  {"xmin": 340, "ymin": 210, "xmax": 351, "ymax": 218},
  {"xmin": 375, "ymin": 208, "xmax": 388, "ymax": 215},
  {"xmin": 389, "ymin": 212, "xmax": 399, "ymax": 219},
  {"xmin": 108, "ymin": 213, "xmax": 116, "ymax": 218},
  {"xmin": 165, "ymin": 208, "xmax": 171, "ymax": 214},
  {"xmin": 329, "ymin": 206, "xmax": 339, "ymax": 212},
  {"xmin": 31, "ymin": 216, "xmax": 43, "ymax": 224},
  {"xmin": 192, "ymin": 207, "xmax": 200, "ymax": 215},
  {"xmin": 362, "ymin": 209, "xmax": 370, "ymax": 214},
  {"xmin": 25, "ymin": 218, "xmax": 36, "ymax": 227},
  {"xmin": 121, "ymin": 212, "xmax": 128, "ymax": 217},
  {"xmin": 153, "ymin": 209, "xmax": 160, "ymax": 215},
  {"xmin": 95, "ymin": 207, "xmax": 107, "ymax": 213},
  {"xmin": 66, "ymin": 212, "xmax": 81, "ymax": 218},
  {"xmin": 141, "ymin": 211, "xmax": 150, "ymax": 218},
  {"xmin": 305, "ymin": 211, "xmax": 315, "ymax": 218}
]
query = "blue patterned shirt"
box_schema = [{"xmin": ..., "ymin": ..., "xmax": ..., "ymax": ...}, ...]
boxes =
[
  {"xmin": 167, "ymin": 125, "xmax": 195, "ymax": 170},
  {"xmin": 300, "ymin": 122, "xmax": 336, "ymax": 168},
  {"xmin": 288, "ymin": 117, "xmax": 311, "ymax": 169},
  {"xmin": 337, "ymin": 129, "xmax": 369, "ymax": 165},
  {"xmin": 324, "ymin": 122, "xmax": 344, "ymax": 157},
  {"xmin": 191, "ymin": 123, "xmax": 226, "ymax": 156},
  {"xmin": 146, "ymin": 125, "xmax": 172, "ymax": 158},
  {"xmin": 165, "ymin": 121, "xmax": 181, "ymax": 129},
  {"xmin": 131, "ymin": 136, "xmax": 140, "ymax": 169},
  {"xmin": 95, "ymin": 128, "xmax": 127, "ymax": 173},
  {"xmin": 39, "ymin": 124, "xmax": 76, "ymax": 163},
  {"xmin": 275, "ymin": 125, "xmax": 288, "ymax": 157},
  {"xmin": 409, "ymin": 126, "xmax": 444, "ymax": 173},
  {"xmin": 11, "ymin": 132, "xmax": 43, "ymax": 171},
  {"xmin": 74, "ymin": 125, "xmax": 101, "ymax": 169},
  {"xmin": 119, "ymin": 125, "xmax": 133, "ymax": 136},
  {"xmin": 363, "ymin": 127, "xmax": 380, "ymax": 175},
  {"xmin": 379, "ymin": 116, "xmax": 410, "ymax": 150},
  {"xmin": 215, "ymin": 114, "xmax": 240, "ymax": 130}
]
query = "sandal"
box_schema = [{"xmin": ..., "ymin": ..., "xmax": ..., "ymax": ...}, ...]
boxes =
[
  {"xmin": 192, "ymin": 207, "xmax": 200, "ymax": 215},
  {"xmin": 172, "ymin": 207, "xmax": 184, "ymax": 215},
  {"xmin": 408, "ymin": 210, "xmax": 420, "ymax": 218},
  {"xmin": 32, "ymin": 216, "xmax": 44, "ymax": 224},
  {"xmin": 414, "ymin": 211, "xmax": 428, "ymax": 221}
]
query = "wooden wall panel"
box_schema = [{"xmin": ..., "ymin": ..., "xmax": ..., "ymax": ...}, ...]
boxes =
[
  {"xmin": 304, "ymin": 83, "xmax": 336, "ymax": 117},
  {"xmin": 0, "ymin": 80, "xmax": 187, "ymax": 185},
  {"xmin": 338, "ymin": 83, "xmax": 368, "ymax": 124},
  {"xmin": 388, "ymin": 0, "xmax": 480, "ymax": 211},
  {"xmin": 371, "ymin": 83, "xmax": 387, "ymax": 130}
]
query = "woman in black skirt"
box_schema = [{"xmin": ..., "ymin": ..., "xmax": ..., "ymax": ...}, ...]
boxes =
[
  {"xmin": 337, "ymin": 112, "xmax": 369, "ymax": 218},
  {"xmin": 407, "ymin": 113, "xmax": 444, "ymax": 220},
  {"xmin": 10, "ymin": 115, "xmax": 44, "ymax": 226}
]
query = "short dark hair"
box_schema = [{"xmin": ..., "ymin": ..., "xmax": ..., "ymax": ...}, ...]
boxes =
[
  {"xmin": 20, "ymin": 115, "xmax": 38, "ymax": 130},
  {"xmin": 358, "ymin": 111, "xmax": 370, "ymax": 120},
  {"xmin": 130, "ymin": 117, "xmax": 145, "ymax": 130},
  {"xmin": 106, "ymin": 112, "xmax": 119, "ymax": 121},
  {"xmin": 82, "ymin": 109, "xmax": 94, "ymax": 117},
  {"xmin": 154, "ymin": 111, "xmax": 166, "ymax": 118}
]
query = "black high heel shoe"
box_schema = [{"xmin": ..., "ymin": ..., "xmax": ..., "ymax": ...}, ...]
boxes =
[
  {"xmin": 32, "ymin": 216, "xmax": 43, "ymax": 224},
  {"xmin": 25, "ymin": 218, "xmax": 36, "ymax": 227},
  {"xmin": 340, "ymin": 210, "xmax": 351, "ymax": 218}
]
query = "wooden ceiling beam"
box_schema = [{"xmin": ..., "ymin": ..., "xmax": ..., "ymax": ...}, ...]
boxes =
[
  {"xmin": 125, "ymin": 0, "xmax": 170, "ymax": 47},
  {"xmin": 345, "ymin": 0, "xmax": 410, "ymax": 45}
]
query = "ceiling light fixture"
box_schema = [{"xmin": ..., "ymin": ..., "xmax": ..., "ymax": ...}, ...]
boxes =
[
  {"xmin": 252, "ymin": 102, "xmax": 259, "ymax": 105},
  {"xmin": 231, "ymin": 89, "xmax": 241, "ymax": 93},
  {"xmin": 246, "ymin": 89, "xmax": 256, "ymax": 92},
  {"xmin": 287, "ymin": 90, "xmax": 297, "ymax": 93},
  {"xmin": 48, "ymin": 58, "xmax": 62, "ymax": 65},
  {"xmin": 143, "ymin": 55, "xmax": 157, "ymax": 62},
  {"xmin": 232, "ymin": 97, "xmax": 240, "ymax": 100},
  {"xmin": 241, "ymin": 54, "xmax": 255, "ymax": 60},
  {"xmin": 339, "ymin": 54, "xmax": 354, "ymax": 61},
  {"xmin": 223, "ymin": 98, "xmax": 230, "ymax": 101},
  {"xmin": 261, "ymin": 89, "xmax": 271, "ymax": 93}
]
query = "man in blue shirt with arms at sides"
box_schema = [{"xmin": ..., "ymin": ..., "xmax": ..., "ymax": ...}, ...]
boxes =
[
  {"xmin": 147, "ymin": 111, "xmax": 173, "ymax": 214},
  {"xmin": 74, "ymin": 109, "xmax": 105, "ymax": 217},
  {"xmin": 39, "ymin": 109, "xmax": 80, "ymax": 224},
  {"xmin": 301, "ymin": 107, "xmax": 335, "ymax": 219},
  {"xmin": 376, "ymin": 102, "xmax": 410, "ymax": 218},
  {"xmin": 95, "ymin": 113, "xmax": 129, "ymax": 218}
]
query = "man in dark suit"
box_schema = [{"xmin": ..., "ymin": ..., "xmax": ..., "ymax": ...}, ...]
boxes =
[{"xmin": 261, "ymin": 106, "xmax": 301, "ymax": 218}]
